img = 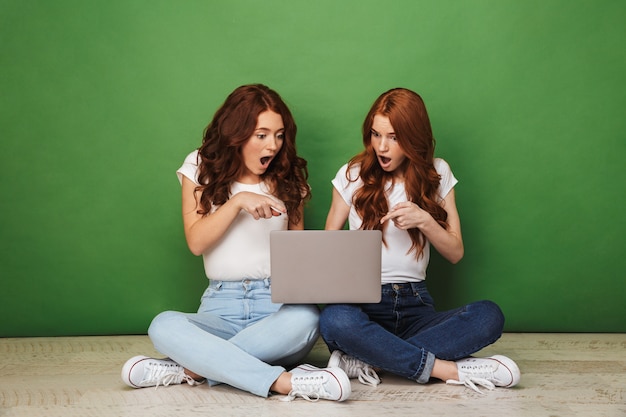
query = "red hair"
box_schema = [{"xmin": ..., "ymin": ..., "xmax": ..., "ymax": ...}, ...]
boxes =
[
  {"xmin": 348, "ymin": 88, "xmax": 448, "ymax": 258},
  {"xmin": 196, "ymin": 84, "xmax": 310, "ymax": 225}
]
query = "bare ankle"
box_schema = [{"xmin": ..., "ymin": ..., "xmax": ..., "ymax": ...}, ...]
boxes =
[
  {"xmin": 184, "ymin": 368, "xmax": 204, "ymax": 382},
  {"xmin": 430, "ymin": 359, "xmax": 459, "ymax": 382},
  {"xmin": 270, "ymin": 372, "xmax": 292, "ymax": 395}
]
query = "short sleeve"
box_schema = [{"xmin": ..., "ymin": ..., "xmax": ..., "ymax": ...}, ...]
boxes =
[
  {"xmin": 331, "ymin": 163, "xmax": 360, "ymax": 207},
  {"xmin": 434, "ymin": 158, "xmax": 458, "ymax": 200},
  {"xmin": 176, "ymin": 150, "xmax": 201, "ymax": 185}
]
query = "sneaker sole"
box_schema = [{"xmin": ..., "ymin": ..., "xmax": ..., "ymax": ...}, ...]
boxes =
[
  {"xmin": 489, "ymin": 355, "xmax": 521, "ymax": 387},
  {"xmin": 121, "ymin": 355, "xmax": 150, "ymax": 388}
]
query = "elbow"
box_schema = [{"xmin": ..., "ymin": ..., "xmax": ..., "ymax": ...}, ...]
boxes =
[
  {"xmin": 186, "ymin": 239, "xmax": 205, "ymax": 257},
  {"xmin": 189, "ymin": 246, "xmax": 202, "ymax": 256},
  {"xmin": 449, "ymin": 246, "xmax": 464, "ymax": 264}
]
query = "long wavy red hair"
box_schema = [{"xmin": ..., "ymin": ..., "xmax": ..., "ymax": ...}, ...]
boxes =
[
  {"xmin": 195, "ymin": 84, "xmax": 310, "ymax": 225},
  {"xmin": 347, "ymin": 88, "xmax": 448, "ymax": 258}
]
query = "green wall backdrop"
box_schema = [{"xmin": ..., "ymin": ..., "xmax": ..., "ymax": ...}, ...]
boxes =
[{"xmin": 1, "ymin": 0, "xmax": 624, "ymax": 337}]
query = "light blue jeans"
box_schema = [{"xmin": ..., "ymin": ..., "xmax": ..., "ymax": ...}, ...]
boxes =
[{"xmin": 148, "ymin": 278, "xmax": 320, "ymax": 397}]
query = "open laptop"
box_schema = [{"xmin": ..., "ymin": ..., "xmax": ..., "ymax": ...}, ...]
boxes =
[{"xmin": 270, "ymin": 230, "xmax": 382, "ymax": 304}]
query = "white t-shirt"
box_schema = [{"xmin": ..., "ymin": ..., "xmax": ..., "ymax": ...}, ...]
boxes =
[
  {"xmin": 331, "ymin": 158, "xmax": 458, "ymax": 284},
  {"xmin": 176, "ymin": 150, "xmax": 288, "ymax": 281}
]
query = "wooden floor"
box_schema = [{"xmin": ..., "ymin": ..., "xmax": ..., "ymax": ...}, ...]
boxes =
[{"xmin": 0, "ymin": 333, "xmax": 624, "ymax": 417}]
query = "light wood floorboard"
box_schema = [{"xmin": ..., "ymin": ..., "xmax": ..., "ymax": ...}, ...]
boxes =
[{"xmin": 1, "ymin": 333, "xmax": 624, "ymax": 416}]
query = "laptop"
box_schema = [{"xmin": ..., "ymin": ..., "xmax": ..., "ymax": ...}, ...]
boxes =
[{"xmin": 270, "ymin": 230, "xmax": 382, "ymax": 304}]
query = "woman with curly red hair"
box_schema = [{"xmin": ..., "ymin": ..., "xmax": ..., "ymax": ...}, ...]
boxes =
[{"xmin": 122, "ymin": 84, "xmax": 350, "ymax": 402}]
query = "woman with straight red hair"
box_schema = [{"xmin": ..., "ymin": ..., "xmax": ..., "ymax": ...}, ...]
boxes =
[{"xmin": 320, "ymin": 88, "xmax": 521, "ymax": 393}]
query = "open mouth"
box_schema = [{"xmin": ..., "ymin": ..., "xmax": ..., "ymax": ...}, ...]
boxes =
[
  {"xmin": 260, "ymin": 156, "xmax": 272, "ymax": 166},
  {"xmin": 379, "ymin": 156, "xmax": 391, "ymax": 164}
]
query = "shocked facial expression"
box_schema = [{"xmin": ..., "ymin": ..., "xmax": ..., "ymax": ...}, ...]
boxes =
[
  {"xmin": 370, "ymin": 114, "xmax": 407, "ymax": 177},
  {"xmin": 239, "ymin": 110, "xmax": 285, "ymax": 183}
]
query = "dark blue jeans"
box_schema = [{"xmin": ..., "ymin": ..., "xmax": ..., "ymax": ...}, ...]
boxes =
[{"xmin": 319, "ymin": 281, "xmax": 504, "ymax": 383}]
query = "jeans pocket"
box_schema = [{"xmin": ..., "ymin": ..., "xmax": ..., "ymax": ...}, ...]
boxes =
[
  {"xmin": 201, "ymin": 285, "xmax": 219, "ymax": 301},
  {"xmin": 412, "ymin": 286, "xmax": 435, "ymax": 308}
]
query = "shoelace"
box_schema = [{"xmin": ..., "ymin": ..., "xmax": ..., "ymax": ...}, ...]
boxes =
[
  {"xmin": 340, "ymin": 356, "xmax": 381, "ymax": 387},
  {"xmin": 446, "ymin": 361, "xmax": 500, "ymax": 394},
  {"xmin": 446, "ymin": 377, "xmax": 496, "ymax": 394},
  {"xmin": 283, "ymin": 375, "xmax": 330, "ymax": 402},
  {"xmin": 356, "ymin": 367, "xmax": 380, "ymax": 387},
  {"xmin": 141, "ymin": 360, "xmax": 202, "ymax": 389}
]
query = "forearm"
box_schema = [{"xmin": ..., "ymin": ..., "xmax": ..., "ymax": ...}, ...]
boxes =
[
  {"xmin": 184, "ymin": 198, "xmax": 241, "ymax": 256},
  {"xmin": 382, "ymin": 190, "xmax": 464, "ymax": 264},
  {"xmin": 419, "ymin": 217, "xmax": 464, "ymax": 264}
]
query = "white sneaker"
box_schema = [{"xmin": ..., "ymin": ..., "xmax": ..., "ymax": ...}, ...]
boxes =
[
  {"xmin": 327, "ymin": 350, "xmax": 381, "ymax": 387},
  {"xmin": 447, "ymin": 355, "xmax": 521, "ymax": 393},
  {"xmin": 121, "ymin": 355, "xmax": 203, "ymax": 388},
  {"xmin": 284, "ymin": 364, "xmax": 351, "ymax": 402}
]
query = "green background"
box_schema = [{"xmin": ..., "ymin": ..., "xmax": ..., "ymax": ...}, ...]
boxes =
[{"xmin": 1, "ymin": 0, "xmax": 624, "ymax": 337}]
